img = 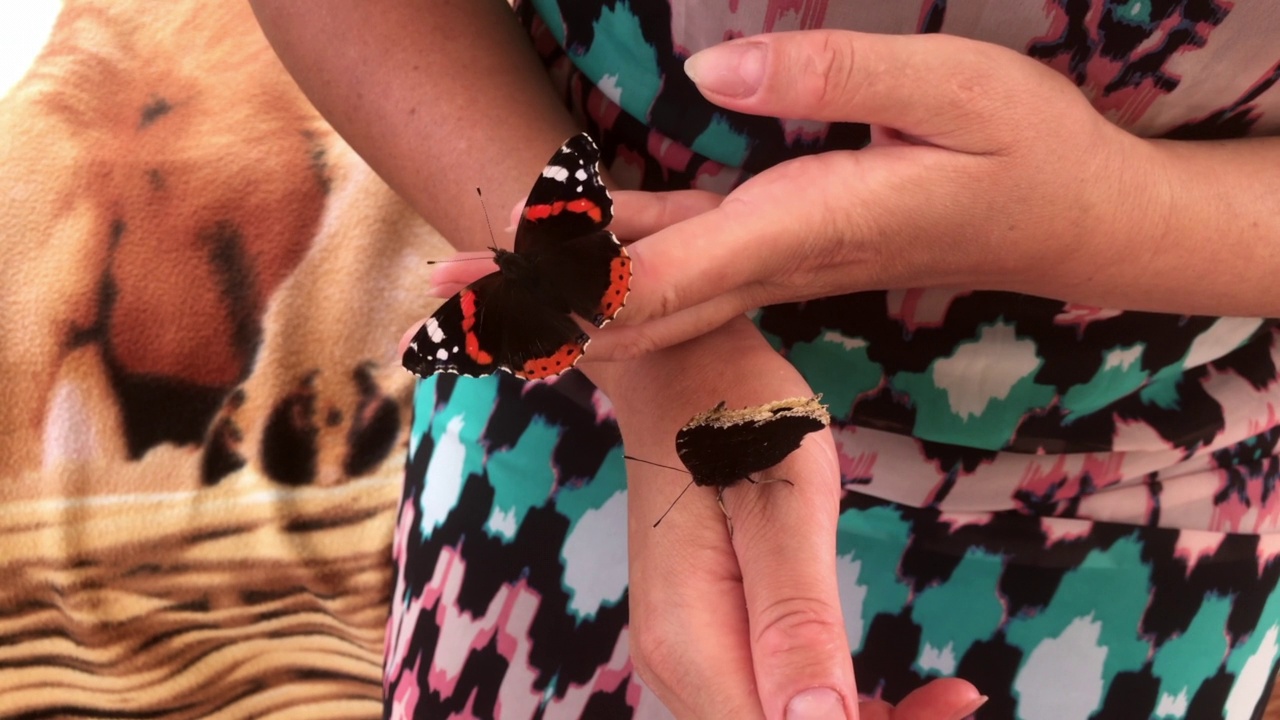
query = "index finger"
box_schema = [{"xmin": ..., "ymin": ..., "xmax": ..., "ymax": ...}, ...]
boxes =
[{"xmin": 684, "ymin": 31, "xmax": 1055, "ymax": 151}]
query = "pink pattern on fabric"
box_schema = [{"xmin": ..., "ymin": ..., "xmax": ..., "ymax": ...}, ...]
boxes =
[
  {"xmin": 395, "ymin": 542, "xmax": 647, "ymax": 718},
  {"xmin": 425, "ymin": 548, "xmax": 506, "ymax": 701},
  {"xmin": 1015, "ymin": 453, "xmax": 1129, "ymax": 505},
  {"xmin": 1033, "ymin": 1, "xmax": 1224, "ymax": 126},
  {"xmin": 1040, "ymin": 516, "xmax": 1095, "ymax": 545},
  {"xmin": 1257, "ymin": 533, "xmax": 1280, "ymax": 576},
  {"xmin": 390, "ymin": 655, "xmax": 423, "ymax": 718},
  {"xmin": 886, "ymin": 288, "xmax": 971, "ymax": 333},
  {"xmin": 386, "ymin": 498, "xmax": 425, "ymax": 692},
  {"xmin": 647, "ymin": 131, "xmax": 695, "ymax": 174},
  {"xmin": 1210, "ymin": 469, "xmax": 1280, "ymax": 533},
  {"xmin": 838, "ymin": 443, "xmax": 878, "ymax": 486},
  {"xmin": 763, "ymin": 0, "xmax": 829, "ymax": 32},
  {"xmin": 1054, "ymin": 303, "xmax": 1124, "ymax": 333},
  {"xmin": 1173, "ymin": 529, "xmax": 1228, "ymax": 576}
]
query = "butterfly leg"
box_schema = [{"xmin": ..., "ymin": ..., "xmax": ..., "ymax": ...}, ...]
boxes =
[{"xmin": 716, "ymin": 487, "xmax": 734, "ymax": 538}]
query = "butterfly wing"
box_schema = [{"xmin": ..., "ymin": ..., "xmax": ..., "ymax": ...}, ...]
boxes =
[
  {"xmin": 532, "ymin": 229, "xmax": 631, "ymax": 327},
  {"xmin": 402, "ymin": 273, "xmax": 589, "ymax": 380},
  {"xmin": 514, "ymin": 133, "xmax": 613, "ymax": 255},
  {"xmin": 516, "ymin": 134, "xmax": 630, "ymax": 327},
  {"xmin": 676, "ymin": 398, "xmax": 830, "ymax": 487}
]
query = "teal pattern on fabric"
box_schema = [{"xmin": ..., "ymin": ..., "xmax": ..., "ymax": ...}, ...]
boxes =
[
  {"xmin": 691, "ymin": 113, "xmax": 750, "ymax": 169},
  {"xmin": 1060, "ymin": 344, "xmax": 1149, "ymax": 421},
  {"xmin": 1005, "ymin": 536, "xmax": 1153, "ymax": 716},
  {"xmin": 485, "ymin": 416, "xmax": 561, "ymax": 540},
  {"xmin": 1152, "ymin": 594, "xmax": 1231, "ymax": 714},
  {"xmin": 530, "ymin": 0, "xmax": 661, "ymax": 126},
  {"xmin": 836, "ymin": 505, "xmax": 913, "ymax": 653},
  {"xmin": 891, "ymin": 321, "xmax": 1056, "ymax": 450},
  {"xmin": 786, "ymin": 332, "xmax": 882, "ymax": 418},
  {"xmin": 415, "ymin": 375, "xmax": 496, "ymax": 538},
  {"xmin": 910, "ymin": 548, "xmax": 1006, "ymax": 676},
  {"xmin": 553, "ymin": 444, "xmax": 627, "ymax": 526},
  {"xmin": 1224, "ymin": 588, "xmax": 1280, "ymax": 714}
]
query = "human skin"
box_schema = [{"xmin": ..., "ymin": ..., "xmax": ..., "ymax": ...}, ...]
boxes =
[
  {"xmin": 430, "ymin": 32, "xmax": 1280, "ymax": 360},
  {"xmin": 249, "ymin": 4, "xmax": 904, "ymax": 718},
  {"xmin": 244, "ymin": 4, "xmax": 1280, "ymax": 719}
]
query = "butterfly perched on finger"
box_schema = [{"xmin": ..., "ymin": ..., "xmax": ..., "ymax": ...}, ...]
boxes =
[
  {"xmin": 402, "ymin": 133, "xmax": 631, "ymax": 380},
  {"xmin": 626, "ymin": 395, "xmax": 832, "ymax": 533}
]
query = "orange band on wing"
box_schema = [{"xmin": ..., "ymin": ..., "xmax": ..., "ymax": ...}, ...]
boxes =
[
  {"xmin": 459, "ymin": 291, "xmax": 494, "ymax": 365},
  {"xmin": 517, "ymin": 337, "xmax": 588, "ymax": 380},
  {"xmin": 595, "ymin": 254, "xmax": 632, "ymax": 325},
  {"xmin": 523, "ymin": 199, "xmax": 603, "ymax": 223}
]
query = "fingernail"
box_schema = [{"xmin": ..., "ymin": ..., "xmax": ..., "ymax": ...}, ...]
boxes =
[
  {"xmin": 785, "ymin": 688, "xmax": 845, "ymax": 720},
  {"xmin": 684, "ymin": 41, "xmax": 766, "ymax": 98},
  {"xmin": 952, "ymin": 695, "xmax": 989, "ymax": 719}
]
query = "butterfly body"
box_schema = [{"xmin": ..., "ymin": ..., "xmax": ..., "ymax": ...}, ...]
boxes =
[{"xmin": 403, "ymin": 133, "xmax": 630, "ymax": 380}]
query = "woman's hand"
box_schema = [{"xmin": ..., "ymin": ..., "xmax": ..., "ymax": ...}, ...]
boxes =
[
  {"xmin": 592, "ymin": 195, "xmax": 983, "ymax": 720},
  {"xmin": 593, "ymin": 320, "xmax": 984, "ymax": 720},
  {"xmin": 576, "ymin": 30, "xmax": 1175, "ymax": 360},
  {"xmin": 411, "ymin": 199, "xmax": 983, "ymax": 720}
]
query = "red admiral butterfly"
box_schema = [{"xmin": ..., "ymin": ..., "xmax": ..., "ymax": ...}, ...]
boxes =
[
  {"xmin": 402, "ymin": 133, "xmax": 631, "ymax": 380},
  {"xmin": 627, "ymin": 396, "xmax": 831, "ymax": 531}
]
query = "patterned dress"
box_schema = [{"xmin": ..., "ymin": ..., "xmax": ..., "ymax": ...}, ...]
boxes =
[{"xmin": 386, "ymin": 2, "xmax": 1280, "ymax": 718}]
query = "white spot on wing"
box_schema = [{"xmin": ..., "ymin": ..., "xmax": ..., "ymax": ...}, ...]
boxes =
[
  {"xmin": 542, "ymin": 165, "xmax": 570, "ymax": 182},
  {"xmin": 435, "ymin": 348, "xmax": 449, "ymax": 360},
  {"xmin": 575, "ymin": 168, "xmax": 588, "ymax": 181},
  {"xmin": 424, "ymin": 318, "xmax": 444, "ymax": 343}
]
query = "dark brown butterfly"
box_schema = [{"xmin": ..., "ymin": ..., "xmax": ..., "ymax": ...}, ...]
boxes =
[{"xmin": 625, "ymin": 395, "xmax": 831, "ymax": 533}]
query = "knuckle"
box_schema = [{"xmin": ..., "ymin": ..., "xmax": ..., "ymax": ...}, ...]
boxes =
[
  {"xmin": 797, "ymin": 32, "xmax": 859, "ymax": 110},
  {"xmin": 605, "ymin": 330, "xmax": 658, "ymax": 362},
  {"xmin": 753, "ymin": 596, "xmax": 846, "ymax": 659},
  {"xmin": 655, "ymin": 282, "xmax": 683, "ymax": 321}
]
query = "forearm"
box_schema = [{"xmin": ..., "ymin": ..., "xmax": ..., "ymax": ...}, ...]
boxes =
[
  {"xmin": 250, "ymin": 0, "xmax": 580, "ymax": 250},
  {"xmin": 1030, "ymin": 134, "xmax": 1280, "ymax": 318}
]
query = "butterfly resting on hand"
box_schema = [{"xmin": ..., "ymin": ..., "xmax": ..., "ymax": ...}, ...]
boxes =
[
  {"xmin": 402, "ymin": 133, "xmax": 631, "ymax": 380},
  {"xmin": 628, "ymin": 396, "xmax": 832, "ymax": 534}
]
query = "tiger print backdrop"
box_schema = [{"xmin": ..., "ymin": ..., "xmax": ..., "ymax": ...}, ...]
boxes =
[
  {"xmin": 0, "ymin": 2, "xmax": 448, "ymax": 716},
  {"xmin": 1, "ymin": 2, "xmax": 1279, "ymax": 720}
]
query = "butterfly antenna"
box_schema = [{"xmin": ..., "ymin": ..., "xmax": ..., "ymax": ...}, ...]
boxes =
[
  {"xmin": 622, "ymin": 455, "xmax": 691, "ymax": 475},
  {"xmin": 653, "ymin": 478, "xmax": 697, "ymax": 528},
  {"xmin": 425, "ymin": 256, "xmax": 496, "ymax": 265},
  {"xmin": 476, "ymin": 187, "xmax": 500, "ymax": 255}
]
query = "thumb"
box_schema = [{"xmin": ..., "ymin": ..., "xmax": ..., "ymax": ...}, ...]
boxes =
[{"xmin": 684, "ymin": 30, "xmax": 1043, "ymax": 152}]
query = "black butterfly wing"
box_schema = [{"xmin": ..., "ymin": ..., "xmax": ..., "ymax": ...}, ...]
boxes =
[
  {"xmin": 675, "ymin": 398, "xmax": 831, "ymax": 487},
  {"xmin": 531, "ymin": 229, "xmax": 632, "ymax": 327},
  {"xmin": 514, "ymin": 133, "xmax": 613, "ymax": 255},
  {"xmin": 402, "ymin": 273, "xmax": 589, "ymax": 379}
]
